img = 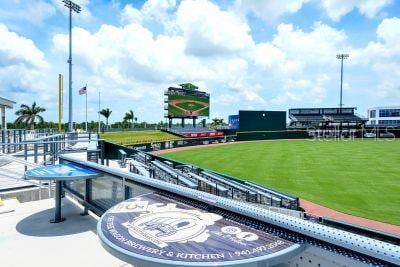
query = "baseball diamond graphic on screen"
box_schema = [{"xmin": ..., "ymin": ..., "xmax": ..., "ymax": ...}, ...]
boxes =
[
  {"xmin": 98, "ymin": 193, "xmax": 301, "ymax": 267},
  {"xmin": 167, "ymin": 87, "xmax": 210, "ymax": 118}
]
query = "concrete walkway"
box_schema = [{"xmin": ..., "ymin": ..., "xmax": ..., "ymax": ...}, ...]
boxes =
[{"xmin": 0, "ymin": 198, "xmax": 130, "ymax": 267}]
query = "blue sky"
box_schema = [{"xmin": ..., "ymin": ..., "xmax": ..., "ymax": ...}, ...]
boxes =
[{"xmin": 0, "ymin": 0, "xmax": 399, "ymax": 124}]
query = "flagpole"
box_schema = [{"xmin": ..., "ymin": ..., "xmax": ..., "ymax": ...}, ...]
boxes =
[
  {"xmin": 85, "ymin": 84, "xmax": 88, "ymax": 132},
  {"xmin": 98, "ymin": 91, "xmax": 101, "ymax": 133}
]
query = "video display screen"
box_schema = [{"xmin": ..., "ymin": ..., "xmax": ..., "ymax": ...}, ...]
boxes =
[{"xmin": 167, "ymin": 88, "xmax": 210, "ymax": 118}]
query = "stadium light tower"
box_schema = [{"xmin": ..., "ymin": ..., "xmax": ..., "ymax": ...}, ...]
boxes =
[
  {"xmin": 63, "ymin": 0, "xmax": 81, "ymax": 132},
  {"xmin": 336, "ymin": 53, "xmax": 349, "ymax": 109}
]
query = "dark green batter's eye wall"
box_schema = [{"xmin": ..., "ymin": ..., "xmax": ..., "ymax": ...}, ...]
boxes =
[{"xmin": 239, "ymin": 111, "xmax": 286, "ymax": 131}]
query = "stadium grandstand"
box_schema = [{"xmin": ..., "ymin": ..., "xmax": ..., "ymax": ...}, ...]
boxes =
[
  {"xmin": 288, "ymin": 107, "xmax": 367, "ymax": 129},
  {"xmin": 129, "ymin": 151, "xmax": 300, "ymax": 212}
]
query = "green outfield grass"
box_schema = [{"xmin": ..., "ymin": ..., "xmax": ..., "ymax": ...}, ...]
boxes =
[
  {"xmin": 163, "ymin": 139, "xmax": 400, "ymax": 225},
  {"xmin": 100, "ymin": 131, "xmax": 181, "ymax": 145}
]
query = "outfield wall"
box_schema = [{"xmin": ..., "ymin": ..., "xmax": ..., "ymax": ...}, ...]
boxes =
[{"xmin": 236, "ymin": 130, "xmax": 309, "ymax": 141}]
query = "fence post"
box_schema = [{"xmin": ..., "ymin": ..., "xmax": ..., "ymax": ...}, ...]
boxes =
[
  {"xmin": 81, "ymin": 179, "xmax": 91, "ymax": 216},
  {"xmin": 100, "ymin": 140, "xmax": 105, "ymax": 165},
  {"xmin": 34, "ymin": 143, "xmax": 38, "ymax": 164},
  {"xmin": 43, "ymin": 142, "xmax": 47, "ymax": 165},
  {"xmin": 24, "ymin": 143, "xmax": 28, "ymax": 171},
  {"xmin": 52, "ymin": 138, "xmax": 56, "ymax": 164},
  {"xmin": 0, "ymin": 130, "xmax": 3, "ymax": 153},
  {"xmin": 6, "ymin": 130, "xmax": 10, "ymax": 153},
  {"xmin": 19, "ymin": 130, "xmax": 22, "ymax": 151},
  {"xmin": 125, "ymin": 183, "xmax": 130, "ymax": 200},
  {"xmin": 13, "ymin": 130, "xmax": 16, "ymax": 153}
]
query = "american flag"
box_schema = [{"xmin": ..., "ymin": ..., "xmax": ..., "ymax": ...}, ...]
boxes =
[{"xmin": 79, "ymin": 86, "xmax": 87, "ymax": 95}]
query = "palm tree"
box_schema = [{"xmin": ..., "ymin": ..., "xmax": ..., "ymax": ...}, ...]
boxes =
[
  {"xmin": 99, "ymin": 108, "xmax": 112, "ymax": 128},
  {"xmin": 179, "ymin": 83, "xmax": 198, "ymax": 90},
  {"xmin": 15, "ymin": 102, "xmax": 46, "ymax": 130},
  {"xmin": 211, "ymin": 118, "xmax": 224, "ymax": 128},
  {"xmin": 123, "ymin": 110, "xmax": 137, "ymax": 128}
]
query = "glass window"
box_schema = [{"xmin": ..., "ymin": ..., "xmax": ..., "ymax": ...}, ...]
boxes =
[
  {"xmin": 341, "ymin": 108, "xmax": 353, "ymax": 114},
  {"xmin": 379, "ymin": 109, "xmax": 400, "ymax": 117},
  {"xmin": 91, "ymin": 174, "xmax": 124, "ymax": 210},
  {"xmin": 370, "ymin": 110, "xmax": 376, "ymax": 118},
  {"xmin": 391, "ymin": 109, "xmax": 400, "ymax": 117},
  {"xmin": 323, "ymin": 108, "xmax": 338, "ymax": 114},
  {"xmin": 378, "ymin": 120, "xmax": 400, "ymax": 125},
  {"xmin": 300, "ymin": 109, "xmax": 320, "ymax": 114}
]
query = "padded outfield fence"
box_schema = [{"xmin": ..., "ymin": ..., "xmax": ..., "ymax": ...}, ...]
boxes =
[{"xmin": 234, "ymin": 127, "xmax": 400, "ymax": 141}]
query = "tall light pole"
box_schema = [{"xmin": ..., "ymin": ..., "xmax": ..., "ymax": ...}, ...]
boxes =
[
  {"xmin": 63, "ymin": 0, "xmax": 81, "ymax": 132},
  {"xmin": 336, "ymin": 54, "xmax": 349, "ymax": 109}
]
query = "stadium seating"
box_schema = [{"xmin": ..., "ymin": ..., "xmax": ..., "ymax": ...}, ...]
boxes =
[
  {"xmin": 151, "ymin": 160, "xmax": 197, "ymax": 189},
  {"xmin": 129, "ymin": 154, "xmax": 300, "ymax": 210},
  {"xmin": 289, "ymin": 108, "xmax": 367, "ymax": 128}
]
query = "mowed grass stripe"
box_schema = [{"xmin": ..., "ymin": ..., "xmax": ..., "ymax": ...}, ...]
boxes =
[{"xmin": 162, "ymin": 140, "xmax": 400, "ymax": 225}]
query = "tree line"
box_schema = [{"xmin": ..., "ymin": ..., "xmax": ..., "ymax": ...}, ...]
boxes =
[{"xmin": 11, "ymin": 102, "xmax": 227, "ymax": 130}]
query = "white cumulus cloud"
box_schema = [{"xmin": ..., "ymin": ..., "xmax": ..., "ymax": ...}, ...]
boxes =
[
  {"xmin": 177, "ymin": 0, "xmax": 254, "ymax": 57},
  {"xmin": 321, "ymin": 0, "xmax": 393, "ymax": 21},
  {"xmin": 234, "ymin": 0, "xmax": 310, "ymax": 22}
]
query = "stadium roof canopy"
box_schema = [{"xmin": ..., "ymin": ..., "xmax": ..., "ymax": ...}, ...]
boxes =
[{"xmin": 0, "ymin": 96, "xmax": 15, "ymax": 109}]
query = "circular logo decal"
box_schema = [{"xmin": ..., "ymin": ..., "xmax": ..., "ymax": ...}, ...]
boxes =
[{"xmin": 99, "ymin": 194, "xmax": 296, "ymax": 264}]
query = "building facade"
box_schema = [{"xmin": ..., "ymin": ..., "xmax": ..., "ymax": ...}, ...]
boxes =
[
  {"xmin": 367, "ymin": 106, "xmax": 400, "ymax": 127},
  {"xmin": 0, "ymin": 97, "xmax": 15, "ymax": 129}
]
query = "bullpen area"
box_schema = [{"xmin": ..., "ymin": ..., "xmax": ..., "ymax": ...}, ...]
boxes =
[
  {"xmin": 100, "ymin": 130, "xmax": 181, "ymax": 145},
  {"xmin": 161, "ymin": 139, "xmax": 400, "ymax": 226}
]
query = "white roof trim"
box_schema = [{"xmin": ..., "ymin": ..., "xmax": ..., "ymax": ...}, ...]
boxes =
[{"xmin": 0, "ymin": 97, "xmax": 16, "ymax": 109}]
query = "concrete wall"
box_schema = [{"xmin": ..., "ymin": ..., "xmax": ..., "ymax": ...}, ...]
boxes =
[{"xmin": 0, "ymin": 187, "xmax": 54, "ymax": 203}]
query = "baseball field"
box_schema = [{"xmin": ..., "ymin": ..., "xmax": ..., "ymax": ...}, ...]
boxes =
[{"xmin": 162, "ymin": 139, "xmax": 400, "ymax": 226}]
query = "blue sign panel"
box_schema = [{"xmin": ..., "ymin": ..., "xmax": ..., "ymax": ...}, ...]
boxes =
[
  {"xmin": 25, "ymin": 162, "xmax": 100, "ymax": 181},
  {"xmin": 98, "ymin": 193, "xmax": 297, "ymax": 266},
  {"xmin": 228, "ymin": 115, "xmax": 239, "ymax": 130}
]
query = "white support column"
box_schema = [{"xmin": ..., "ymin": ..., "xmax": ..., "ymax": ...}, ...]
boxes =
[{"xmin": 1, "ymin": 106, "xmax": 6, "ymax": 130}]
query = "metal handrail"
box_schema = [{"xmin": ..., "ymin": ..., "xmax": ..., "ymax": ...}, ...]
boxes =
[
  {"xmin": 0, "ymin": 139, "xmax": 102, "ymax": 146},
  {"xmin": 0, "ymin": 153, "xmax": 50, "ymax": 198},
  {"xmin": 0, "ymin": 153, "xmax": 39, "ymax": 168}
]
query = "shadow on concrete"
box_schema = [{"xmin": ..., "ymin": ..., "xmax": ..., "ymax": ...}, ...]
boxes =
[{"xmin": 16, "ymin": 202, "xmax": 97, "ymax": 237}]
